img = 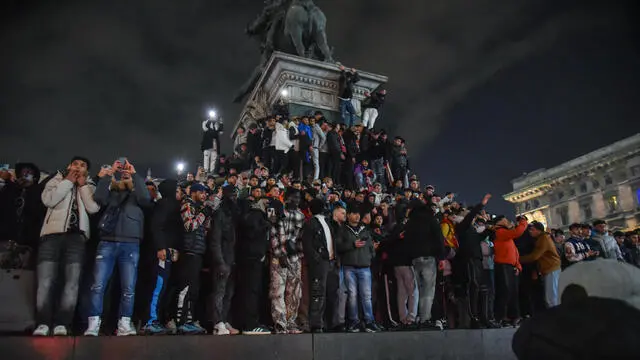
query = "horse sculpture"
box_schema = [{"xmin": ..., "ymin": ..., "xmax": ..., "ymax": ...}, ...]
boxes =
[{"xmin": 233, "ymin": 0, "xmax": 335, "ymax": 103}]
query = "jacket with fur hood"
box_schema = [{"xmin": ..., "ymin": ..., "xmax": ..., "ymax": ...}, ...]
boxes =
[{"xmin": 40, "ymin": 172, "xmax": 101, "ymax": 238}]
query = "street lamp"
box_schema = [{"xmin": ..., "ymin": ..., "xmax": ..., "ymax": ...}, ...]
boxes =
[
  {"xmin": 280, "ymin": 88, "xmax": 289, "ymax": 99},
  {"xmin": 208, "ymin": 110, "xmax": 216, "ymax": 119},
  {"xmin": 176, "ymin": 162, "xmax": 185, "ymax": 175}
]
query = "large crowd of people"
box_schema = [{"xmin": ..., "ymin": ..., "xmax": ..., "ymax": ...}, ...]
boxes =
[{"xmin": 1, "ymin": 102, "xmax": 639, "ymax": 338}]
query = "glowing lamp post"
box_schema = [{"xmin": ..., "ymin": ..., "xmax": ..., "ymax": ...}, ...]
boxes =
[{"xmin": 176, "ymin": 162, "xmax": 185, "ymax": 176}]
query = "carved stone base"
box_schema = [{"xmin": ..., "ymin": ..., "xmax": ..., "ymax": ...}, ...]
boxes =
[{"xmin": 233, "ymin": 52, "xmax": 388, "ymax": 134}]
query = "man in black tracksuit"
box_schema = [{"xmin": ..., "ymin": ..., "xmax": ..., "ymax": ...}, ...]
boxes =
[
  {"xmin": 451, "ymin": 194, "xmax": 492, "ymax": 328},
  {"xmin": 302, "ymin": 199, "xmax": 341, "ymax": 333},
  {"xmin": 235, "ymin": 196, "xmax": 273, "ymax": 334},
  {"xmin": 141, "ymin": 180, "xmax": 183, "ymax": 334},
  {"xmin": 210, "ymin": 185, "xmax": 241, "ymax": 334}
]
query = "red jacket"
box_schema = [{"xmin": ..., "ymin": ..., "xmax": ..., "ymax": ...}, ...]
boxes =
[{"xmin": 493, "ymin": 219, "xmax": 528, "ymax": 271}]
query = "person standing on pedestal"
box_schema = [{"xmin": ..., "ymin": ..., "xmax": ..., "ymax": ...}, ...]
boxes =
[
  {"xmin": 361, "ymin": 90, "xmax": 386, "ymax": 130},
  {"xmin": 337, "ymin": 65, "xmax": 360, "ymax": 128},
  {"xmin": 312, "ymin": 117, "xmax": 327, "ymax": 181},
  {"xmin": 202, "ymin": 115, "xmax": 223, "ymax": 175}
]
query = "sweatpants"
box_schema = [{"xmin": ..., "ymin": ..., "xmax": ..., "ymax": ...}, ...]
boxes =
[
  {"xmin": 211, "ymin": 265, "xmax": 235, "ymax": 326},
  {"xmin": 236, "ymin": 258, "xmax": 265, "ymax": 330},
  {"xmin": 307, "ymin": 259, "xmax": 340, "ymax": 331},
  {"xmin": 480, "ymin": 269, "xmax": 495, "ymax": 323},
  {"xmin": 362, "ymin": 108, "xmax": 379, "ymax": 129},
  {"xmin": 494, "ymin": 263, "xmax": 520, "ymax": 321},
  {"xmin": 175, "ymin": 253, "xmax": 203, "ymax": 324},
  {"xmin": 394, "ymin": 266, "xmax": 417, "ymax": 324},
  {"xmin": 146, "ymin": 255, "xmax": 172, "ymax": 324},
  {"xmin": 203, "ymin": 142, "xmax": 218, "ymax": 173}
]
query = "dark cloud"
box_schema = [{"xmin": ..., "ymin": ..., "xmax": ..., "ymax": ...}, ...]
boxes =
[{"xmin": 1, "ymin": 0, "xmax": 638, "ymax": 214}]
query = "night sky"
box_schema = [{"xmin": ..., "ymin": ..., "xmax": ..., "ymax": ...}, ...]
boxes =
[{"xmin": 1, "ymin": 0, "xmax": 639, "ymax": 216}]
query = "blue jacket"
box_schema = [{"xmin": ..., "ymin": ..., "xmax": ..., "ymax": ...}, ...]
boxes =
[{"xmin": 94, "ymin": 174, "xmax": 152, "ymax": 243}]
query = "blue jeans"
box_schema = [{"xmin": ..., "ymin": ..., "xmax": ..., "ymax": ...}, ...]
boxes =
[
  {"xmin": 543, "ymin": 269, "xmax": 560, "ymax": 308},
  {"xmin": 344, "ymin": 266, "xmax": 374, "ymax": 325},
  {"xmin": 339, "ymin": 98, "xmax": 357, "ymax": 127},
  {"xmin": 89, "ymin": 241, "xmax": 140, "ymax": 318}
]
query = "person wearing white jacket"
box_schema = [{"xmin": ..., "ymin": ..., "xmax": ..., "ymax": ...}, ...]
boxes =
[
  {"xmin": 273, "ymin": 120, "xmax": 293, "ymax": 176},
  {"xmin": 33, "ymin": 156, "xmax": 101, "ymax": 337}
]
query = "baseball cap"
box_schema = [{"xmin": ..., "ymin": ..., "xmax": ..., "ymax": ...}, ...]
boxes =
[{"xmin": 191, "ymin": 183, "xmax": 207, "ymax": 193}]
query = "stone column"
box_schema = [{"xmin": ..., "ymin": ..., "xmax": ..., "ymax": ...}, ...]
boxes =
[
  {"xmin": 592, "ymin": 192, "xmax": 607, "ymax": 219},
  {"xmin": 568, "ymin": 200, "xmax": 580, "ymax": 224},
  {"xmin": 617, "ymin": 184, "xmax": 634, "ymax": 212}
]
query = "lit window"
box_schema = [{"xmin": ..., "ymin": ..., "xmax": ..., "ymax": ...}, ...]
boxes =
[{"xmin": 608, "ymin": 195, "xmax": 619, "ymax": 213}]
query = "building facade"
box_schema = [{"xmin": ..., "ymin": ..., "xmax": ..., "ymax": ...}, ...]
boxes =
[{"xmin": 503, "ymin": 134, "xmax": 640, "ymax": 231}]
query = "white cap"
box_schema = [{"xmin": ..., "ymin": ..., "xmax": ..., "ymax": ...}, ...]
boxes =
[{"xmin": 559, "ymin": 259, "xmax": 640, "ymax": 311}]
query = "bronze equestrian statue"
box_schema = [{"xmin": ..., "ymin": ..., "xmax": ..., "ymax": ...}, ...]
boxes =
[{"xmin": 234, "ymin": 0, "xmax": 335, "ymax": 103}]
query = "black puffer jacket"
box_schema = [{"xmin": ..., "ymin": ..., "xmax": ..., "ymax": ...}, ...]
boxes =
[
  {"xmin": 210, "ymin": 199, "xmax": 240, "ymax": 266},
  {"xmin": 151, "ymin": 180, "xmax": 182, "ymax": 251},
  {"xmin": 338, "ymin": 223, "xmax": 375, "ymax": 267},
  {"xmin": 403, "ymin": 204, "xmax": 445, "ymax": 260},
  {"xmin": 237, "ymin": 203, "xmax": 272, "ymax": 261}
]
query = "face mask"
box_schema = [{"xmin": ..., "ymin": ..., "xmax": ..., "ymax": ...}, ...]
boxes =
[
  {"xmin": 475, "ymin": 225, "xmax": 486, "ymax": 234},
  {"xmin": 453, "ymin": 215, "xmax": 464, "ymax": 224}
]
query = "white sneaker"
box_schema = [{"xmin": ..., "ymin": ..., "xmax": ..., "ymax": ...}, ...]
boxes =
[
  {"xmin": 84, "ymin": 316, "xmax": 101, "ymax": 336},
  {"xmin": 117, "ymin": 317, "xmax": 137, "ymax": 336},
  {"xmin": 214, "ymin": 322, "xmax": 230, "ymax": 335},
  {"xmin": 435, "ymin": 320, "xmax": 444, "ymax": 331},
  {"xmin": 33, "ymin": 324, "xmax": 50, "ymax": 336},
  {"xmin": 53, "ymin": 325, "xmax": 68, "ymax": 336}
]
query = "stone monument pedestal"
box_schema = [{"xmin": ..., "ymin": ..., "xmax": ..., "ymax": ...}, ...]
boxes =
[{"xmin": 233, "ymin": 52, "xmax": 388, "ymax": 134}]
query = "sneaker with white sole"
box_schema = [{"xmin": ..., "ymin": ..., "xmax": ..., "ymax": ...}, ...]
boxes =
[
  {"xmin": 243, "ymin": 326, "xmax": 271, "ymax": 335},
  {"xmin": 33, "ymin": 324, "xmax": 50, "ymax": 336},
  {"xmin": 214, "ymin": 322, "xmax": 230, "ymax": 335},
  {"xmin": 84, "ymin": 316, "xmax": 101, "ymax": 336},
  {"xmin": 225, "ymin": 322, "xmax": 240, "ymax": 335},
  {"xmin": 53, "ymin": 325, "xmax": 68, "ymax": 336},
  {"xmin": 435, "ymin": 320, "xmax": 444, "ymax": 331},
  {"xmin": 165, "ymin": 319, "xmax": 178, "ymax": 335},
  {"xmin": 116, "ymin": 317, "xmax": 137, "ymax": 336}
]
